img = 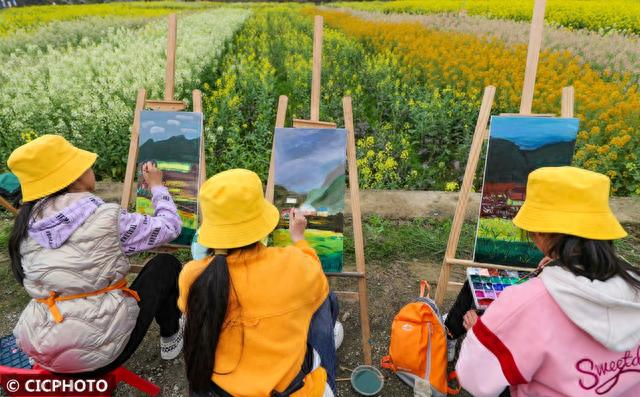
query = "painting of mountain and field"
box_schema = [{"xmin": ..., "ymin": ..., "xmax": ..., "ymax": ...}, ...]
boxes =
[
  {"xmin": 135, "ymin": 111, "xmax": 203, "ymax": 247},
  {"xmin": 272, "ymin": 128, "xmax": 347, "ymax": 272},
  {"xmin": 474, "ymin": 116, "xmax": 580, "ymax": 267}
]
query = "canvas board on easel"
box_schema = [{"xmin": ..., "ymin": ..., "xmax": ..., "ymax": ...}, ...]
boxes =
[
  {"xmin": 474, "ymin": 116, "xmax": 579, "ymax": 268},
  {"xmin": 134, "ymin": 111, "xmax": 203, "ymax": 247},
  {"xmin": 271, "ymin": 127, "xmax": 347, "ymax": 273}
]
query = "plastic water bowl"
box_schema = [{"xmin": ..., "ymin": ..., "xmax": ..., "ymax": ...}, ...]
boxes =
[{"xmin": 350, "ymin": 365, "xmax": 384, "ymax": 396}]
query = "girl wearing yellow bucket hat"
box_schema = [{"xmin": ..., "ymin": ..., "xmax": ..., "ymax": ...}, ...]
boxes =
[
  {"xmin": 7, "ymin": 135, "xmax": 186, "ymax": 374},
  {"xmin": 178, "ymin": 169, "xmax": 335, "ymax": 397},
  {"xmin": 455, "ymin": 167, "xmax": 640, "ymax": 397}
]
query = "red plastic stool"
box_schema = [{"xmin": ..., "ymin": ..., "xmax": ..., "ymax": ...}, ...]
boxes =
[{"xmin": 0, "ymin": 364, "xmax": 161, "ymax": 396}]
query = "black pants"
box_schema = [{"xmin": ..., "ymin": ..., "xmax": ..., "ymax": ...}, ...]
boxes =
[
  {"xmin": 444, "ymin": 280, "xmax": 479, "ymax": 339},
  {"xmin": 82, "ymin": 254, "xmax": 182, "ymax": 377},
  {"xmin": 445, "ymin": 280, "xmax": 511, "ymax": 397}
]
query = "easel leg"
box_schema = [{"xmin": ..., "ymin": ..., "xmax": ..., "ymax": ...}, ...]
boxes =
[
  {"xmin": 519, "ymin": 0, "xmax": 546, "ymax": 114},
  {"xmin": 265, "ymin": 95, "xmax": 289, "ymax": 203},
  {"xmin": 343, "ymin": 96, "xmax": 372, "ymax": 365},
  {"xmin": 561, "ymin": 86, "xmax": 575, "ymax": 118},
  {"xmin": 193, "ymin": 89, "xmax": 205, "ymax": 188},
  {"xmin": 435, "ymin": 87, "xmax": 496, "ymax": 307},
  {"xmin": 121, "ymin": 89, "xmax": 147, "ymax": 210},
  {"xmin": 0, "ymin": 195, "xmax": 17, "ymax": 215}
]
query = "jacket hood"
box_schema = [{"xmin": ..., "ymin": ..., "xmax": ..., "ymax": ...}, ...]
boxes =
[
  {"xmin": 28, "ymin": 193, "xmax": 104, "ymax": 249},
  {"xmin": 541, "ymin": 265, "xmax": 640, "ymax": 351}
]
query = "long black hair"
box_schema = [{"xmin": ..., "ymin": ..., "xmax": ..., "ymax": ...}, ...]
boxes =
[
  {"xmin": 545, "ymin": 234, "xmax": 640, "ymax": 290},
  {"xmin": 184, "ymin": 243, "xmax": 258, "ymax": 393},
  {"xmin": 8, "ymin": 188, "xmax": 67, "ymax": 285}
]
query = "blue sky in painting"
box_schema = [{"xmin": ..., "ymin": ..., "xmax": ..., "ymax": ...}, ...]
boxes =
[
  {"xmin": 274, "ymin": 128, "xmax": 347, "ymax": 193},
  {"xmin": 139, "ymin": 111, "xmax": 202, "ymax": 144},
  {"xmin": 490, "ymin": 116, "xmax": 579, "ymax": 150}
]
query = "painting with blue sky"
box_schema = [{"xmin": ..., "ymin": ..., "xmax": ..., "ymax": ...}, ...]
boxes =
[
  {"xmin": 272, "ymin": 128, "xmax": 347, "ymax": 272},
  {"xmin": 135, "ymin": 111, "xmax": 203, "ymax": 247},
  {"xmin": 474, "ymin": 116, "xmax": 579, "ymax": 267}
]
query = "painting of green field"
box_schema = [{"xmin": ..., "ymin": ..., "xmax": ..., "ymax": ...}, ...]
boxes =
[
  {"xmin": 272, "ymin": 229, "xmax": 344, "ymax": 273},
  {"xmin": 477, "ymin": 217, "xmax": 543, "ymax": 266},
  {"xmin": 477, "ymin": 217, "xmax": 529, "ymax": 242}
]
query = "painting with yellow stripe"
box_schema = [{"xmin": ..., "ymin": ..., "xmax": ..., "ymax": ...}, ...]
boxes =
[
  {"xmin": 272, "ymin": 128, "xmax": 346, "ymax": 273},
  {"xmin": 135, "ymin": 111, "xmax": 203, "ymax": 246}
]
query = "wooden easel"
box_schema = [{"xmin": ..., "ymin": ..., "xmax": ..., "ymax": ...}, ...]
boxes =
[
  {"xmin": 120, "ymin": 14, "xmax": 205, "ymax": 265},
  {"xmin": 265, "ymin": 16, "xmax": 372, "ymax": 365},
  {"xmin": 0, "ymin": 196, "xmax": 17, "ymax": 215},
  {"xmin": 434, "ymin": 0, "xmax": 576, "ymax": 306}
]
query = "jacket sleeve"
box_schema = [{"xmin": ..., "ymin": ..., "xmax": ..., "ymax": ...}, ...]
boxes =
[
  {"xmin": 118, "ymin": 186, "xmax": 182, "ymax": 254},
  {"xmin": 456, "ymin": 281, "xmax": 550, "ymax": 397}
]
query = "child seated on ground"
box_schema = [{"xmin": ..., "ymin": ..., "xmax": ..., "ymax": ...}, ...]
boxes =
[
  {"xmin": 178, "ymin": 169, "xmax": 336, "ymax": 397},
  {"xmin": 453, "ymin": 167, "xmax": 640, "ymax": 397},
  {"xmin": 7, "ymin": 135, "xmax": 185, "ymax": 374}
]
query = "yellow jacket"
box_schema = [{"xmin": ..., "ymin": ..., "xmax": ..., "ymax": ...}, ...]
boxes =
[{"xmin": 178, "ymin": 240, "xmax": 329, "ymax": 397}]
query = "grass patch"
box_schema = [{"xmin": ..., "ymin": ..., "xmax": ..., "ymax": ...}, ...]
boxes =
[
  {"xmin": 618, "ymin": 224, "xmax": 640, "ymax": 265},
  {"xmin": 0, "ymin": 218, "xmax": 10, "ymax": 250},
  {"xmin": 344, "ymin": 215, "xmax": 476, "ymax": 264}
]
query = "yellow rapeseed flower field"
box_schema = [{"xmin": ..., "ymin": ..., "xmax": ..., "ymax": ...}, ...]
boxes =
[
  {"xmin": 334, "ymin": 0, "xmax": 640, "ymax": 35},
  {"xmin": 0, "ymin": 1, "xmax": 217, "ymax": 36},
  {"xmin": 314, "ymin": 9, "xmax": 640, "ymax": 195}
]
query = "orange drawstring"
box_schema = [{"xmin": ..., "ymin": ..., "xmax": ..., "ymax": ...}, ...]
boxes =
[{"xmin": 36, "ymin": 279, "xmax": 140, "ymax": 324}]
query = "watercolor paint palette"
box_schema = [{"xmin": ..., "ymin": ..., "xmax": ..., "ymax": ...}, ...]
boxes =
[{"xmin": 467, "ymin": 267, "xmax": 531, "ymax": 309}]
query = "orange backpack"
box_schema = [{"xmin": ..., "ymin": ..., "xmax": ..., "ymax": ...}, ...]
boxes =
[{"xmin": 381, "ymin": 281, "xmax": 460, "ymax": 396}]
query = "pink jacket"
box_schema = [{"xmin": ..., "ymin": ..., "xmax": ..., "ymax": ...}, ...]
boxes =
[{"xmin": 457, "ymin": 266, "xmax": 640, "ymax": 397}]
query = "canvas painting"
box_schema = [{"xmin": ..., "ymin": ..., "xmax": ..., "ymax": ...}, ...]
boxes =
[
  {"xmin": 474, "ymin": 116, "xmax": 580, "ymax": 267},
  {"xmin": 272, "ymin": 128, "xmax": 347, "ymax": 273},
  {"xmin": 135, "ymin": 111, "xmax": 203, "ymax": 246}
]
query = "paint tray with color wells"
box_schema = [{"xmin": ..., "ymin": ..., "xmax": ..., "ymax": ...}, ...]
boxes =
[{"xmin": 467, "ymin": 267, "xmax": 531, "ymax": 310}]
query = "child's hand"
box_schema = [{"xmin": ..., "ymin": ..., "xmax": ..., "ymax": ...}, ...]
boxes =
[
  {"xmin": 537, "ymin": 256, "xmax": 554, "ymax": 270},
  {"xmin": 142, "ymin": 162, "xmax": 163, "ymax": 188},
  {"xmin": 289, "ymin": 208, "xmax": 307, "ymax": 243},
  {"xmin": 463, "ymin": 310, "xmax": 479, "ymax": 331}
]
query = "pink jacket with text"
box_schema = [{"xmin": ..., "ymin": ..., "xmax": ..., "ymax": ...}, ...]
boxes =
[{"xmin": 456, "ymin": 266, "xmax": 640, "ymax": 397}]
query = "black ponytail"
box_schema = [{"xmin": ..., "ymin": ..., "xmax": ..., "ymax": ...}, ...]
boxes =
[
  {"xmin": 8, "ymin": 201, "xmax": 36, "ymax": 285},
  {"xmin": 547, "ymin": 235, "xmax": 640, "ymax": 290},
  {"xmin": 8, "ymin": 188, "xmax": 67, "ymax": 285},
  {"xmin": 184, "ymin": 254, "xmax": 230, "ymax": 393}
]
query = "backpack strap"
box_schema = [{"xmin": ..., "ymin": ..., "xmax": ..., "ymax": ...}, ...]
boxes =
[
  {"xmin": 380, "ymin": 355, "xmax": 396, "ymax": 372},
  {"xmin": 419, "ymin": 280, "xmax": 431, "ymax": 299},
  {"xmin": 447, "ymin": 370, "xmax": 461, "ymax": 395}
]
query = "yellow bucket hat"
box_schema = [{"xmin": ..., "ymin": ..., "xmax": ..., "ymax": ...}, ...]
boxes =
[
  {"xmin": 197, "ymin": 169, "xmax": 280, "ymax": 249},
  {"xmin": 7, "ymin": 135, "xmax": 97, "ymax": 202},
  {"xmin": 513, "ymin": 166, "xmax": 627, "ymax": 240}
]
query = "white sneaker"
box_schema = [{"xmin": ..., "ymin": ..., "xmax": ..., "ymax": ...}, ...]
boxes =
[
  {"xmin": 334, "ymin": 321, "xmax": 344, "ymax": 350},
  {"xmin": 161, "ymin": 316, "xmax": 184, "ymax": 360}
]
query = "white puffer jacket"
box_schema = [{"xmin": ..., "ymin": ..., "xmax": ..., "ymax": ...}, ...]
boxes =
[{"xmin": 14, "ymin": 203, "xmax": 140, "ymax": 373}]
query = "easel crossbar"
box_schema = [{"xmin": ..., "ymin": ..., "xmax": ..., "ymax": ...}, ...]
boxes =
[{"xmin": 326, "ymin": 272, "xmax": 364, "ymax": 278}]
